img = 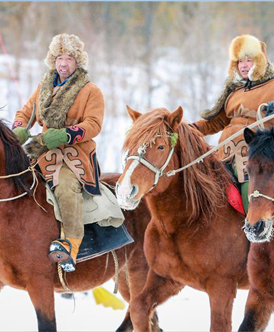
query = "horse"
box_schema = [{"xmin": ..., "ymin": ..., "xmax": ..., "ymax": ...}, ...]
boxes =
[
  {"xmin": 116, "ymin": 105, "xmax": 250, "ymax": 331},
  {"xmin": 238, "ymin": 127, "xmax": 274, "ymax": 331},
  {"xmin": 0, "ymin": 118, "xmax": 162, "ymax": 332}
]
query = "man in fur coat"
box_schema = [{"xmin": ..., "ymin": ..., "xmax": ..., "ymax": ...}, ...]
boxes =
[
  {"xmin": 12, "ymin": 34, "xmax": 104, "ymax": 272},
  {"xmin": 191, "ymin": 34, "xmax": 274, "ymax": 213}
]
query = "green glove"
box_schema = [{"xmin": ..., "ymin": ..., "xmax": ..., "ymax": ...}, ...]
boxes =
[
  {"xmin": 43, "ymin": 128, "xmax": 68, "ymax": 150},
  {"xmin": 13, "ymin": 127, "xmax": 30, "ymax": 145}
]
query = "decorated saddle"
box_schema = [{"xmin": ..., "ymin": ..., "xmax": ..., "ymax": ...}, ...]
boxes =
[{"xmin": 46, "ymin": 182, "xmax": 134, "ymax": 262}]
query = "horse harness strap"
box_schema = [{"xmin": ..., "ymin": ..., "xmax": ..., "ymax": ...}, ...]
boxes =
[
  {"xmin": 249, "ymin": 190, "xmax": 274, "ymax": 202},
  {"xmin": 126, "ymin": 145, "xmax": 175, "ymax": 189},
  {"xmin": 164, "ymin": 107, "xmax": 274, "ymax": 177},
  {"xmin": 0, "ymin": 170, "xmax": 36, "ymax": 202}
]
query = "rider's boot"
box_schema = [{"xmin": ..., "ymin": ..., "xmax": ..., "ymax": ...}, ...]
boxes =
[{"xmin": 48, "ymin": 237, "xmax": 82, "ymax": 272}]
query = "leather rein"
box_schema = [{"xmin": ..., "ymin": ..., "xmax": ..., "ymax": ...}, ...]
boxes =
[{"xmin": 124, "ymin": 106, "xmax": 274, "ymax": 191}]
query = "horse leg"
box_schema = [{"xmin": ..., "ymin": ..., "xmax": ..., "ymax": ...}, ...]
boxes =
[
  {"xmin": 116, "ymin": 248, "xmax": 163, "ymax": 332},
  {"xmin": 238, "ymin": 287, "xmax": 273, "ymax": 331},
  {"xmin": 27, "ymin": 278, "xmax": 56, "ymax": 332},
  {"xmin": 130, "ymin": 269, "xmax": 182, "ymax": 332},
  {"xmin": 116, "ymin": 308, "xmax": 133, "ymax": 332},
  {"xmin": 207, "ymin": 279, "xmax": 237, "ymax": 331}
]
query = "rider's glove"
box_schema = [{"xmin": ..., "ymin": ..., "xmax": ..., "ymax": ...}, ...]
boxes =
[
  {"xmin": 42, "ymin": 128, "xmax": 68, "ymax": 150},
  {"xmin": 13, "ymin": 127, "xmax": 31, "ymax": 145}
]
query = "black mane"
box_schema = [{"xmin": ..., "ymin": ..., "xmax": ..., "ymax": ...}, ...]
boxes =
[
  {"xmin": 248, "ymin": 127, "xmax": 274, "ymax": 161},
  {"xmin": 0, "ymin": 120, "xmax": 32, "ymax": 194}
]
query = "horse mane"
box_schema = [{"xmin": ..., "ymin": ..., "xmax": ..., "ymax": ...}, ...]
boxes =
[
  {"xmin": 0, "ymin": 120, "xmax": 32, "ymax": 194},
  {"xmin": 248, "ymin": 127, "xmax": 274, "ymax": 161},
  {"xmin": 177, "ymin": 122, "xmax": 230, "ymax": 223},
  {"xmin": 124, "ymin": 108, "xmax": 231, "ymax": 223}
]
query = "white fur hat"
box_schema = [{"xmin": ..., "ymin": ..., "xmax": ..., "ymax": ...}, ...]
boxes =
[
  {"xmin": 44, "ymin": 33, "xmax": 88, "ymax": 69},
  {"xmin": 228, "ymin": 34, "xmax": 267, "ymax": 81}
]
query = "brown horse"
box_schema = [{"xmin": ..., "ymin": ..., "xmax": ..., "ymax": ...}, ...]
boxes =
[
  {"xmin": 238, "ymin": 127, "xmax": 274, "ymax": 331},
  {"xmin": 0, "ymin": 119, "xmax": 162, "ymax": 332},
  {"xmin": 116, "ymin": 105, "xmax": 250, "ymax": 331}
]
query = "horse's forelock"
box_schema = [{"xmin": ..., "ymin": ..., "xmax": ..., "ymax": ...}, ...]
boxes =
[
  {"xmin": 177, "ymin": 122, "xmax": 230, "ymax": 223},
  {"xmin": 123, "ymin": 108, "xmax": 172, "ymax": 151},
  {"xmin": 248, "ymin": 127, "xmax": 274, "ymax": 161}
]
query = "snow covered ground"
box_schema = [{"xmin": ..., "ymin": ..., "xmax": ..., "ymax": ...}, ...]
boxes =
[{"xmin": 1, "ymin": 281, "xmax": 274, "ymax": 331}]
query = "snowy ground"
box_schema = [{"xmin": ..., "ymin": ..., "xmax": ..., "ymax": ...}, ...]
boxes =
[{"xmin": 1, "ymin": 281, "xmax": 274, "ymax": 331}]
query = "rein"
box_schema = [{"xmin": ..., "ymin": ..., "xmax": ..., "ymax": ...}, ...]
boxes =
[
  {"xmin": 0, "ymin": 159, "xmax": 47, "ymax": 211},
  {"xmin": 165, "ymin": 106, "xmax": 274, "ymax": 177},
  {"xmin": 0, "ymin": 170, "xmax": 36, "ymax": 202},
  {"xmin": 125, "ymin": 105, "xmax": 274, "ymax": 188}
]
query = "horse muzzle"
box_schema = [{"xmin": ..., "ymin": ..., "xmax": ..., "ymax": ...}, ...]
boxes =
[
  {"xmin": 243, "ymin": 218, "xmax": 273, "ymax": 243},
  {"xmin": 115, "ymin": 183, "xmax": 141, "ymax": 210}
]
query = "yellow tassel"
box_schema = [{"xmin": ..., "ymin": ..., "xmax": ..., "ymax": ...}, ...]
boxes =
[{"xmin": 92, "ymin": 286, "xmax": 125, "ymax": 310}]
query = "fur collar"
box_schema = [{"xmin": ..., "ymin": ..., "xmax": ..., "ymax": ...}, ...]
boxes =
[
  {"xmin": 25, "ymin": 68, "xmax": 89, "ymax": 159},
  {"xmin": 201, "ymin": 62, "xmax": 274, "ymax": 120},
  {"xmin": 39, "ymin": 68, "xmax": 89, "ymax": 128}
]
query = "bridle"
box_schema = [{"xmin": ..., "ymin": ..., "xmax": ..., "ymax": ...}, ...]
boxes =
[
  {"xmin": 124, "ymin": 134, "xmax": 176, "ymax": 189},
  {"xmin": 249, "ymin": 190, "xmax": 274, "ymax": 203}
]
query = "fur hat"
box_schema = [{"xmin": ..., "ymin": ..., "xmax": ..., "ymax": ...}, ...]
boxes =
[
  {"xmin": 44, "ymin": 34, "xmax": 88, "ymax": 69},
  {"xmin": 228, "ymin": 34, "xmax": 267, "ymax": 81}
]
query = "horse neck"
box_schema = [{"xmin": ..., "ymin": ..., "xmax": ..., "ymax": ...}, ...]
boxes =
[
  {"xmin": 145, "ymin": 173, "xmax": 192, "ymax": 235},
  {"xmin": 0, "ymin": 155, "xmax": 15, "ymax": 197}
]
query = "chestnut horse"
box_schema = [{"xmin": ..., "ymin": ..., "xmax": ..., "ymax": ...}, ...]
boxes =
[
  {"xmin": 116, "ymin": 106, "xmax": 250, "ymax": 331},
  {"xmin": 0, "ymin": 119, "xmax": 162, "ymax": 332},
  {"xmin": 238, "ymin": 127, "xmax": 274, "ymax": 331}
]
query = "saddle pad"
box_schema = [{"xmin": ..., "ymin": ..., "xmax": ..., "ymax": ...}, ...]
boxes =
[{"xmin": 76, "ymin": 223, "xmax": 134, "ymax": 263}]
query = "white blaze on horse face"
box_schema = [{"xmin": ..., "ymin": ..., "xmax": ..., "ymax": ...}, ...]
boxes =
[{"xmin": 117, "ymin": 160, "xmax": 139, "ymax": 207}]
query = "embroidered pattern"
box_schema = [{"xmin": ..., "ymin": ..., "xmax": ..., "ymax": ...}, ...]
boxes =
[
  {"xmin": 12, "ymin": 121, "xmax": 23, "ymax": 129},
  {"xmin": 66, "ymin": 126, "xmax": 86, "ymax": 144}
]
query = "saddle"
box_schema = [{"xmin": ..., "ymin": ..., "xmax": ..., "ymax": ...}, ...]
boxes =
[{"xmin": 46, "ymin": 182, "xmax": 134, "ymax": 263}]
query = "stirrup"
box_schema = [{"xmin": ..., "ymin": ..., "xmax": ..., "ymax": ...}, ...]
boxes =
[{"xmin": 48, "ymin": 239, "xmax": 76, "ymax": 272}]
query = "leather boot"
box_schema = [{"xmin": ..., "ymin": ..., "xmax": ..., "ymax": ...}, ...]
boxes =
[{"xmin": 48, "ymin": 237, "xmax": 82, "ymax": 272}]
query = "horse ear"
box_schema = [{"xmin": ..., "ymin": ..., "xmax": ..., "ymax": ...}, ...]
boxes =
[
  {"xmin": 168, "ymin": 106, "xmax": 183, "ymax": 131},
  {"xmin": 126, "ymin": 105, "xmax": 142, "ymax": 122},
  {"xmin": 244, "ymin": 128, "xmax": 256, "ymax": 144}
]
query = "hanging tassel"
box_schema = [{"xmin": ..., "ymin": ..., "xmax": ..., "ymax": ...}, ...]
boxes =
[{"xmin": 92, "ymin": 287, "xmax": 125, "ymax": 310}]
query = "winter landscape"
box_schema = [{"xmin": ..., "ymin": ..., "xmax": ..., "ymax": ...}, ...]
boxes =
[
  {"xmin": 0, "ymin": 282, "xmax": 274, "ymax": 331},
  {"xmin": 1, "ymin": 2, "xmax": 274, "ymax": 331}
]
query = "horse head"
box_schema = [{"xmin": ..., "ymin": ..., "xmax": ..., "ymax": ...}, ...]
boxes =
[
  {"xmin": 116, "ymin": 106, "xmax": 183, "ymax": 210},
  {"xmin": 243, "ymin": 127, "xmax": 274, "ymax": 242}
]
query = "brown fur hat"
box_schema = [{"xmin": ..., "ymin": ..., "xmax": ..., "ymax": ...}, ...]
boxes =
[
  {"xmin": 44, "ymin": 34, "xmax": 88, "ymax": 69},
  {"xmin": 228, "ymin": 34, "xmax": 267, "ymax": 81}
]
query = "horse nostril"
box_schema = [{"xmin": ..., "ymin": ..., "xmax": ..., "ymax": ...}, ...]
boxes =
[
  {"xmin": 130, "ymin": 185, "xmax": 138, "ymax": 198},
  {"xmin": 254, "ymin": 219, "xmax": 265, "ymax": 235}
]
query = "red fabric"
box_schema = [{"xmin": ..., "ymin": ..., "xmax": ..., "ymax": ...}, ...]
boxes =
[{"xmin": 226, "ymin": 183, "xmax": 245, "ymax": 216}]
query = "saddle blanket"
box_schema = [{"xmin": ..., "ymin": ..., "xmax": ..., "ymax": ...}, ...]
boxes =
[
  {"xmin": 45, "ymin": 181, "xmax": 134, "ymax": 262},
  {"xmin": 76, "ymin": 223, "xmax": 134, "ymax": 263}
]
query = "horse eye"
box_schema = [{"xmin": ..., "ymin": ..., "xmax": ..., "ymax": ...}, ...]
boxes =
[{"xmin": 157, "ymin": 145, "xmax": 165, "ymax": 150}]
